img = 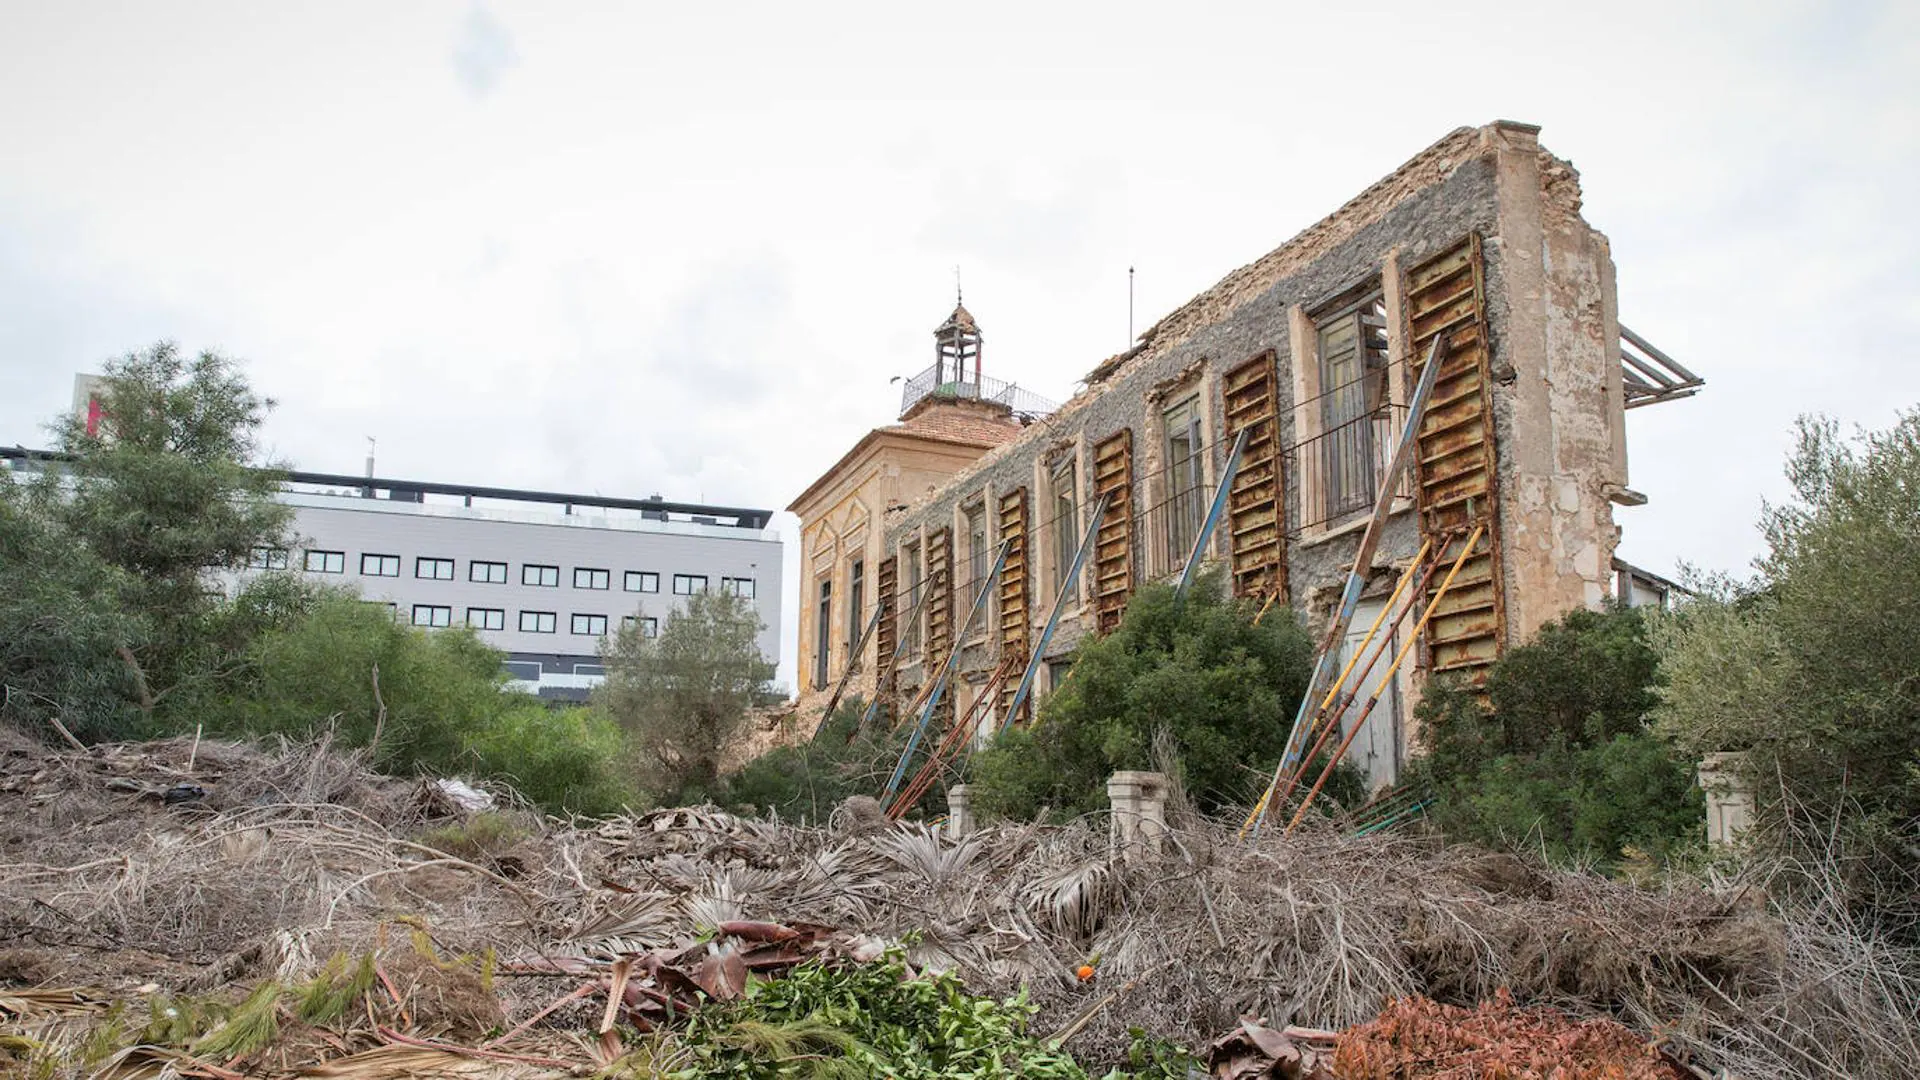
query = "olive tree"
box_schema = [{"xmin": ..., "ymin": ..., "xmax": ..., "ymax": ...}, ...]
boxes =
[{"xmin": 595, "ymin": 589, "xmax": 776, "ymax": 802}]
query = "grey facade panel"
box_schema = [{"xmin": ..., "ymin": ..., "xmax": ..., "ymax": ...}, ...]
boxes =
[{"xmin": 270, "ymin": 494, "xmax": 784, "ymax": 672}]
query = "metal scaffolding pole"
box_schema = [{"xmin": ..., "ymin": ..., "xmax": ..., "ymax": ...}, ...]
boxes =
[
  {"xmin": 881, "ymin": 540, "xmax": 1011, "ymax": 805},
  {"xmin": 997, "ymin": 494, "xmax": 1111, "ymax": 736},
  {"xmin": 1176, "ymin": 428, "xmax": 1251, "ymax": 599},
  {"xmin": 1251, "ymin": 334, "xmax": 1449, "ymax": 836}
]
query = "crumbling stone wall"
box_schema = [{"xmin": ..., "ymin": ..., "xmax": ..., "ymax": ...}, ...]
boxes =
[{"xmin": 882, "ymin": 121, "xmax": 1627, "ymax": 755}]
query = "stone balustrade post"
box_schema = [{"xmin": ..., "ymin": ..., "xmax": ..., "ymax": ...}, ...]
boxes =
[
  {"xmin": 946, "ymin": 784, "xmax": 974, "ymax": 839},
  {"xmin": 1107, "ymin": 770, "xmax": 1168, "ymax": 857},
  {"xmin": 1698, "ymin": 752, "xmax": 1753, "ymax": 847}
]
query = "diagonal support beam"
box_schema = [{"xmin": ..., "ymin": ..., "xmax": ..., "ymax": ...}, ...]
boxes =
[
  {"xmin": 1176, "ymin": 428, "xmax": 1251, "ymax": 599},
  {"xmin": 1250, "ymin": 333, "xmax": 1449, "ymax": 837},
  {"xmin": 998, "ymin": 494, "xmax": 1111, "ymax": 736},
  {"xmin": 815, "ymin": 599, "xmax": 886, "ymax": 739},
  {"xmin": 881, "ymin": 540, "xmax": 1011, "ymax": 804},
  {"xmin": 851, "ymin": 567, "xmax": 940, "ymax": 737}
]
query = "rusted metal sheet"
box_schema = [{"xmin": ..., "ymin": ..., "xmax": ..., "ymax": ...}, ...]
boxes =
[
  {"xmin": 995, "ymin": 488, "xmax": 1031, "ymax": 723},
  {"xmin": 1092, "ymin": 429, "xmax": 1135, "ymax": 634},
  {"xmin": 1406, "ymin": 235, "xmax": 1504, "ymax": 681},
  {"xmin": 1223, "ymin": 351, "xmax": 1287, "ymax": 605},
  {"xmin": 874, "ymin": 555, "xmax": 898, "ymax": 703}
]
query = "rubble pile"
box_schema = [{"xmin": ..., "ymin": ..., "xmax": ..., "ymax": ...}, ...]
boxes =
[{"xmin": 0, "ymin": 733, "xmax": 1893, "ymax": 1077}]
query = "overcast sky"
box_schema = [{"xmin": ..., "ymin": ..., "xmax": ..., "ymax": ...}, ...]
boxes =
[{"xmin": 3, "ymin": 1, "xmax": 1915, "ymax": 688}]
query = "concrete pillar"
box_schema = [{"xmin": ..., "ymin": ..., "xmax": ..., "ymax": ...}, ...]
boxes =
[
  {"xmin": 945, "ymin": 784, "xmax": 974, "ymax": 839},
  {"xmin": 1107, "ymin": 770, "xmax": 1168, "ymax": 856},
  {"xmin": 1698, "ymin": 753, "xmax": 1753, "ymax": 847}
]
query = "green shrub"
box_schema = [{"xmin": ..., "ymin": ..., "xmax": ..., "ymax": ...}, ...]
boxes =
[
  {"xmin": 193, "ymin": 593, "xmax": 636, "ymax": 815},
  {"xmin": 0, "ymin": 474, "xmax": 144, "ymax": 743},
  {"xmin": 1415, "ymin": 606, "xmax": 1702, "ymax": 865},
  {"xmin": 675, "ymin": 950, "xmax": 1094, "ymax": 1079},
  {"xmin": 1655, "ymin": 412, "xmax": 1920, "ymax": 914},
  {"xmin": 464, "ymin": 701, "xmax": 637, "ymax": 817},
  {"xmin": 721, "ymin": 698, "xmax": 943, "ymax": 821},
  {"xmin": 971, "ymin": 572, "xmax": 1317, "ymax": 821}
]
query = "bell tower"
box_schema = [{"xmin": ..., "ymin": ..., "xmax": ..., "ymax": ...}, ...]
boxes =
[{"xmin": 932, "ymin": 298, "xmax": 982, "ymax": 390}]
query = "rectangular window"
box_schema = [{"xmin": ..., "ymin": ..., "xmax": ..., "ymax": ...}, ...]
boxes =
[
  {"xmin": 1051, "ymin": 458, "xmax": 1078, "ymax": 595},
  {"xmin": 415, "ymin": 557, "xmax": 455, "ymax": 580},
  {"xmin": 1316, "ymin": 289, "xmax": 1389, "ymax": 523},
  {"xmin": 721, "ymin": 577, "xmax": 756, "ymax": 599},
  {"xmin": 411, "ymin": 604, "xmax": 452, "ymax": 628},
  {"xmin": 363, "ymin": 600, "xmax": 398, "ymax": 619},
  {"xmin": 466, "ymin": 607, "xmax": 505, "ymax": 630},
  {"xmin": 1163, "ymin": 395, "xmax": 1205, "ymax": 568},
  {"xmin": 248, "ymin": 546, "xmax": 289, "ymax": 570},
  {"xmin": 814, "ymin": 578, "xmax": 832, "ymax": 690},
  {"xmin": 523, "ymin": 564, "xmax": 560, "ymax": 587},
  {"xmin": 519, "ymin": 610, "xmax": 557, "ymax": 633},
  {"xmin": 847, "ymin": 559, "xmax": 864, "ymax": 657},
  {"xmin": 903, "ymin": 543, "xmax": 922, "ymax": 652},
  {"xmin": 673, "ymin": 573, "xmax": 708, "ymax": 595},
  {"xmin": 623, "ymin": 614, "xmax": 660, "ymax": 638},
  {"xmin": 965, "ymin": 503, "xmax": 988, "ymax": 603},
  {"xmin": 625, "ymin": 570, "xmax": 659, "ymax": 593},
  {"xmin": 572, "ymin": 663, "xmax": 606, "ymax": 677},
  {"xmin": 573, "ymin": 567, "xmax": 610, "ymax": 590},
  {"xmin": 571, "ymin": 613, "xmax": 609, "ymax": 636},
  {"xmin": 469, "ymin": 560, "xmax": 508, "ymax": 584},
  {"xmin": 304, "ymin": 550, "xmax": 345, "ymax": 574},
  {"xmin": 361, "ymin": 553, "xmax": 400, "ymax": 577}
]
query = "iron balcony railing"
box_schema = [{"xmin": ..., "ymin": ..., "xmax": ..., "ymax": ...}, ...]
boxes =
[
  {"xmin": 898, "ymin": 364, "xmax": 1059, "ymax": 420},
  {"xmin": 1285, "ymin": 402, "xmax": 1412, "ymax": 537}
]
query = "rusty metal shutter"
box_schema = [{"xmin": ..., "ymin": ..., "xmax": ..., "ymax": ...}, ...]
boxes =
[{"xmin": 1406, "ymin": 235, "xmax": 1505, "ymax": 681}]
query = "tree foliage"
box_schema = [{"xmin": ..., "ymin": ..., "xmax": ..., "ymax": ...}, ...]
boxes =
[
  {"xmin": 1654, "ymin": 412, "xmax": 1920, "ymax": 899},
  {"xmin": 1415, "ymin": 606, "xmax": 1701, "ymax": 865},
  {"xmin": 186, "ymin": 592, "xmax": 638, "ymax": 814},
  {"xmin": 1, "ymin": 342, "xmax": 638, "ymax": 815},
  {"xmin": 971, "ymin": 574, "xmax": 1317, "ymax": 821},
  {"xmin": 0, "ymin": 474, "xmax": 143, "ymax": 742},
  {"xmin": 49, "ymin": 343, "xmax": 293, "ymax": 702},
  {"xmin": 597, "ymin": 589, "xmax": 776, "ymax": 801}
]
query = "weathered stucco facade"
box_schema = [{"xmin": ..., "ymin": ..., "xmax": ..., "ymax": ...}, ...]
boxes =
[
  {"xmin": 811, "ymin": 121, "xmax": 1683, "ymax": 787},
  {"xmin": 788, "ymin": 387, "xmax": 1025, "ymax": 714}
]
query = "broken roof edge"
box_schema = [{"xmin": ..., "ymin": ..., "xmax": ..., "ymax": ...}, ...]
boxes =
[
  {"xmin": 887, "ymin": 121, "xmax": 1552, "ymax": 530},
  {"xmin": 1085, "ymin": 121, "xmax": 1536, "ymax": 387}
]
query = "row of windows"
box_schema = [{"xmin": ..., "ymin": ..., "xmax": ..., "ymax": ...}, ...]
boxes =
[
  {"xmin": 406, "ymin": 605, "xmax": 658, "ymax": 638},
  {"xmin": 252, "ymin": 547, "xmax": 753, "ymax": 597}
]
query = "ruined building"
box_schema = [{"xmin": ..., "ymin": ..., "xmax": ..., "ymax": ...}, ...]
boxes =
[{"xmin": 788, "ymin": 121, "xmax": 1700, "ymax": 785}]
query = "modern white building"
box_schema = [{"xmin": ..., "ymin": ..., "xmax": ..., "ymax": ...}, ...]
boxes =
[
  {"xmin": 258, "ymin": 469, "xmax": 783, "ymax": 699},
  {"xmin": 4, "ymin": 447, "xmax": 784, "ymax": 701}
]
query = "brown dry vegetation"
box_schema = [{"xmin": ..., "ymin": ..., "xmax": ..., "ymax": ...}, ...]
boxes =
[{"xmin": 2, "ymin": 730, "xmax": 1915, "ymax": 1078}]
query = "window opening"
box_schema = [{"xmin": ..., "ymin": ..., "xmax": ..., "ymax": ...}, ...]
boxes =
[
  {"xmin": 1316, "ymin": 289, "xmax": 1390, "ymax": 523},
  {"xmin": 1163, "ymin": 395, "xmax": 1205, "ymax": 567}
]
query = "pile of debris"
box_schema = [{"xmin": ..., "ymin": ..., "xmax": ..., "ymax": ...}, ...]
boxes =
[{"xmin": 1, "ymin": 732, "xmax": 1910, "ymax": 1078}]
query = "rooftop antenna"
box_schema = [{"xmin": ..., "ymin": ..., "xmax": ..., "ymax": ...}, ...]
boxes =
[
  {"xmin": 362, "ymin": 436, "xmax": 376, "ymax": 499},
  {"xmin": 954, "ymin": 264, "xmax": 962, "ymax": 306},
  {"xmin": 1128, "ymin": 266, "xmax": 1135, "ymax": 345}
]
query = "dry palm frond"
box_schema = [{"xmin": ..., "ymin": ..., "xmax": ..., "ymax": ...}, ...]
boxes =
[
  {"xmin": 877, "ymin": 825, "xmax": 981, "ymax": 885},
  {"xmin": 293, "ymin": 1043, "xmax": 550, "ymax": 1078},
  {"xmin": 1023, "ymin": 856, "xmax": 1116, "ymax": 941},
  {"xmin": 0, "ymin": 987, "xmax": 109, "ymax": 1020}
]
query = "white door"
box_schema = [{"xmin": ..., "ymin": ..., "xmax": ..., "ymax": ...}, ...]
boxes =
[{"xmin": 1332, "ymin": 599, "xmax": 1402, "ymax": 791}]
